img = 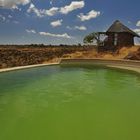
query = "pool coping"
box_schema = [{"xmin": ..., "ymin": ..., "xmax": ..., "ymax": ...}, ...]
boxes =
[
  {"xmin": 60, "ymin": 59, "xmax": 140, "ymax": 74},
  {"xmin": 0, "ymin": 59, "xmax": 140, "ymax": 74},
  {"xmin": 0, "ymin": 63, "xmax": 59, "ymax": 73}
]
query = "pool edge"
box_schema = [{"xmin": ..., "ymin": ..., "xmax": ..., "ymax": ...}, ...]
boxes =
[
  {"xmin": 0, "ymin": 59, "xmax": 140, "ymax": 74},
  {"xmin": 60, "ymin": 59, "xmax": 140, "ymax": 74},
  {"xmin": 0, "ymin": 63, "xmax": 59, "ymax": 73}
]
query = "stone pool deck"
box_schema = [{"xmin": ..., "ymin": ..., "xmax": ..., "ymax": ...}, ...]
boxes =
[{"xmin": 60, "ymin": 59, "xmax": 140, "ymax": 74}]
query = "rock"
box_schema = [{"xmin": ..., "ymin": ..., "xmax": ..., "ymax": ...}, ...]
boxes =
[{"xmin": 124, "ymin": 49, "xmax": 140, "ymax": 60}]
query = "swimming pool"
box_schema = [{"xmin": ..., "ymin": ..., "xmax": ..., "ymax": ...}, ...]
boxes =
[{"xmin": 0, "ymin": 65, "xmax": 140, "ymax": 140}]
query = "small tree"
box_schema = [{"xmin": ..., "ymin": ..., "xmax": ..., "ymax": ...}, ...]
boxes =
[{"xmin": 83, "ymin": 32, "xmax": 101, "ymax": 46}]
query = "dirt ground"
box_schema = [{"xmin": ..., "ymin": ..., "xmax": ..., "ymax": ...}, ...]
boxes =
[{"xmin": 0, "ymin": 45, "xmax": 140, "ymax": 69}]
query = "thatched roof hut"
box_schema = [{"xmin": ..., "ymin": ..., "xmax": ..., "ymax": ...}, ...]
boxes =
[
  {"xmin": 104, "ymin": 20, "xmax": 140, "ymax": 48},
  {"xmin": 107, "ymin": 20, "xmax": 139, "ymax": 36}
]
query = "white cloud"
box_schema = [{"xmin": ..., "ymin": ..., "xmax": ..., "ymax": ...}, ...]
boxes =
[
  {"xmin": 136, "ymin": 21, "xmax": 140, "ymax": 27},
  {"xmin": 8, "ymin": 15, "xmax": 12, "ymax": 18},
  {"xmin": 0, "ymin": 0, "xmax": 30, "ymax": 9},
  {"xmin": 0, "ymin": 14, "xmax": 18, "ymax": 23},
  {"xmin": 13, "ymin": 20, "xmax": 19, "ymax": 24},
  {"xmin": 0, "ymin": 15, "xmax": 6, "ymax": 22},
  {"xmin": 75, "ymin": 25, "xmax": 87, "ymax": 30},
  {"xmin": 46, "ymin": 7, "xmax": 59, "ymax": 16},
  {"xmin": 50, "ymin": 0, "xmax": 53, "ymax": 5},
  {"xmin": 128, "ymin": 21, "xmax": 131, "ymax": 24},
  {"xmin": 27, "ymin": 1, "xmax": 85, "ymax": 17},
  {"xmin": 27, "ymin": 4, "xmax": 59, "ymax": 17},
  {"xmin": 26, "ymin": 29, "xmax": 36, "ymax": 34},
  {"xmin": 60, "ymin": 1, "xmax": 84, "ymax": 14},
  {"xmin": 78, "ymin": 10, "xmax": 100, "ymax": 21},
  {"xmin": 39, "ymin": 32, "xmax": 71, "ymax": 38},
  {"xmin": 27, "ymin": 3, "xmax": 43, "ymax": 17},
  {"xmin": 66, "ymin": 26, "xmax": 73, "ymax": 30},
  {"xmin": 50, "ymin": 19, "xmax": 63, "ymax": 27},
  {"xmin": 66, "ymin": 25, "xmax": 87, "ymax": 31},
  {"xmin": 133, "ymin": 29, "xmax": 140, "ymax": 35}
]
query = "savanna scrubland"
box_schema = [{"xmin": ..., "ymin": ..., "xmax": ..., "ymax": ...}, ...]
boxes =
[{"xmin": 0, "ymin": 44, "xmax": 140, "ymax": 69}]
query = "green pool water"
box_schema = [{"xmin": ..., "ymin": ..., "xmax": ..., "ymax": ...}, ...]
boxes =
[{"xmin": 0, "ymin": 65, "xmax": 140, "ymax": 140}]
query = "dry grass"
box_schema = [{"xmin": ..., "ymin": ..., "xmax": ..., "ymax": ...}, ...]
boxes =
[
  {"xmin": 0, "ymin": 45, "xmax": 140, "ymax": 69},
  {"xmin": 63, "ymin": 46, "xmax": 140, "ymax": 60}
]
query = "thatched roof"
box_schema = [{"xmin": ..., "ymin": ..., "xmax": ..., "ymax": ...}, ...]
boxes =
[{"xmin": 107, "ymin": 20, "xmax": 140, "ymax": 37}]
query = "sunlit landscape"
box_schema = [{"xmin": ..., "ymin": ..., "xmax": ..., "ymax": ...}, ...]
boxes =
[{"xmin": 0, "ymin": 0, "xmax": 140, "ymax": 140}]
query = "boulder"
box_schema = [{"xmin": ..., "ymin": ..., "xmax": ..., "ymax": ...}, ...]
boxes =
[{"xmin": 124, "ymin": 48, "xmax": 140, "ymax": 60}]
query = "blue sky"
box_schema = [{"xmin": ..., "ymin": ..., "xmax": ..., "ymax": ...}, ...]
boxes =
[{"xmin": 0, "ymin": 0, "xmax": 140, "ymax": 45}]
